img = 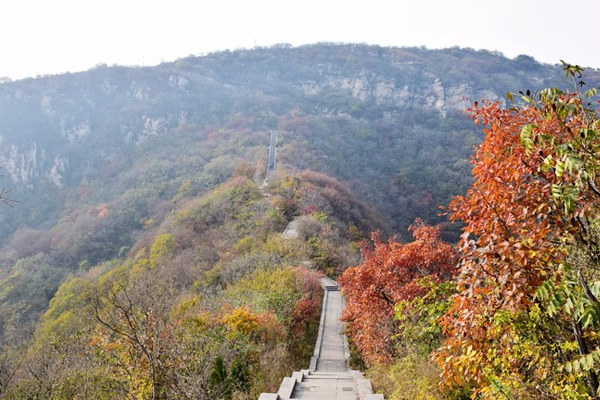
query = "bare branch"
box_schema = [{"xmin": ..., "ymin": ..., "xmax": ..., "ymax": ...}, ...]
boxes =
[{"xmin": 0, "ymin": 168, "xmax": 18, "ymax": 207}]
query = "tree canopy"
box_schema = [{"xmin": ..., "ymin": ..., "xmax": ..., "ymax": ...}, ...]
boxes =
[
  {"xmin": 433, "ymin": 64, "xmax": 600, "ymax": 399},
  {"xmin": 340, "ymin": 220, "xmax": 457, "ymax": 365}
]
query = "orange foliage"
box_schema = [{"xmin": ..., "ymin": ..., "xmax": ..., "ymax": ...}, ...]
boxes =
[
  {"xmin": 339, "ymin": 220, "xmax": 457, "ymax": 365},
  {"xmin": 433, "ymin": 85, "xmax": 600, "ymax": 395},
  {"xmin": 223, "ymin": 306, "xmax": 260, "ymax": 334}
]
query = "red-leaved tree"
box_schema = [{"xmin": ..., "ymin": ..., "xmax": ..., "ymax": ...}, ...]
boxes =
[{"xmin": 339, "ymin": 220, "xmax": 456, "ymax": 365}]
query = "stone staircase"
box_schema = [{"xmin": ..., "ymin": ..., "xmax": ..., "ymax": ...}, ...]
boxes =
[{"xmin": 258, "ymin": 277, "xmax": 384, "ymax": 400}]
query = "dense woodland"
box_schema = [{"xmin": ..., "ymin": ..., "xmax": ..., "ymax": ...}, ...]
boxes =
[{"xmin": 0, "ymin": 44, "xmax": 599, "ymax": 398}]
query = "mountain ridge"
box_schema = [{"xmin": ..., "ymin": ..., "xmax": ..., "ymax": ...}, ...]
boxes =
[{"xmin": 2, "ymin": 43, "xmax": 594, "ymax": 242}]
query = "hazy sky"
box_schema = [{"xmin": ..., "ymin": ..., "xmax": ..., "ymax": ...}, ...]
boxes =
[{"xmin": 1, "ymin": 0, "xmax": 598, "ymax": 80}]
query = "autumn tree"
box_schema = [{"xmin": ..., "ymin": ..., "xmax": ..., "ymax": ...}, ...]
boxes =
[
  {"xmin": 434, "ymin": 64, "xmax": 600, "ymax": 399},
  {"xmin": 339, "ymin": 220, "xmax": 457, "ymax": 365}
]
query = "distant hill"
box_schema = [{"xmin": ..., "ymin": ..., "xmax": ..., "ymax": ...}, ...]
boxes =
[{"xmin": 0, "ymin": 43, "xmax": 597, "ymax": 244}]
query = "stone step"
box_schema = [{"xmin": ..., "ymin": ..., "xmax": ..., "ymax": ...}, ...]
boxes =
[
  {"xmin": 291, "ymin": 379, "xmax": 359, "ymax": 400},
  {"xmin": 258, "ymin": 273, "xmax": 384, "ymax": 399},
  {"xmin": 303, "ymin": 374, "xmax": 355, "ymax": 380}
]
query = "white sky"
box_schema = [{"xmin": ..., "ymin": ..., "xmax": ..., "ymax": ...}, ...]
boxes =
[{"xmin": 0, "ymin": 0, "xmax": 598, "ymax": 80}]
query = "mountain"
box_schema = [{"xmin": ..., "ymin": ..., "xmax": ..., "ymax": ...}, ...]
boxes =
[
  {"xmin": 0, "ymin": 43, "xmax": 599, "ymax": 397},
  {"xmin": 2, "ymin": 44, "xmax": 593, "ymax": 242}
]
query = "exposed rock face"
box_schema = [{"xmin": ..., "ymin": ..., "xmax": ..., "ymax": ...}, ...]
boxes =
[
  {"xmin": 0, "ymin": 44, "xmax": 566, "ymax": 190},
  {"xmin": 374, "ymin": 80, "xmax": 410, "ymax": 107},
  {"xmin": 61, "ymin": 121, "xmax": 91, "ymax": 143},
  {"xmin": 298, "ymin": 68, "xmax": 504, "ymax": 119},
  {"xmin": 49, "ymin": 156, "xmax": 68, "ymax": 187},
  {"xmin": 446, "ymin": 83, "xmax": 472, "ymax": 113},
  {"xmin": 1, "ymin": 143, "xmax": 38, "ymax": 183},
  {"xmin": 41, "ymin": 95, "xmax": 55, "ymax": 117},
  {"xmin": 169, "ymin": 75, "xmax": 189, "ymax": 90}
]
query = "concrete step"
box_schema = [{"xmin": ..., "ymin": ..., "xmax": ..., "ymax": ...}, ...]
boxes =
[
  {"xmin": 303, "ymin": 373, "xmax": 354, "ymax": 379},
  {"xmin": 291, "ymin": 379, "xmax": 359, "ymax": 400},
  {"xmin": 315, "ymin": 359, "xmax": 348, "ymax": 373},
  {"xmin": 258, "ymin": 273, "xmax": 385, "ymax": 399}
]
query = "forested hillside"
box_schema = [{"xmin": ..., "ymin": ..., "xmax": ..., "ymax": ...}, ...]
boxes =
[
  {"xmin": 0, "ymin": 170, "xmax": 378, "ymax": 398},
  {"xmin": 0, "ymin": 43, "xmax": 579, "ymax": 241},
  {"xmin": 0, "ymin": 43, "xmax": 599, "ymax": 398}
]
